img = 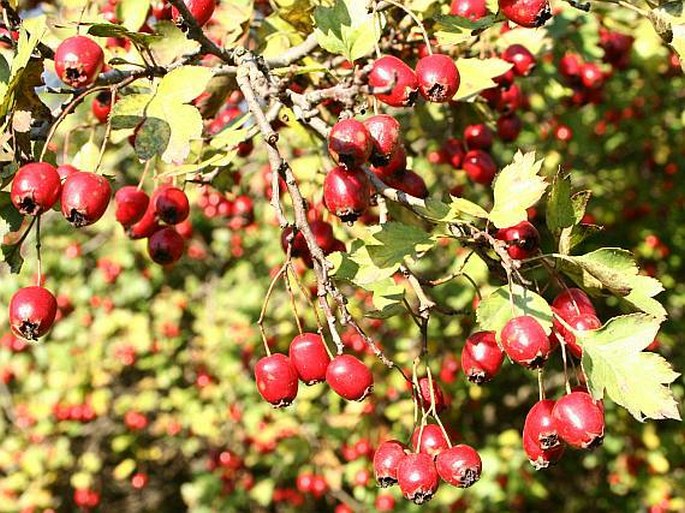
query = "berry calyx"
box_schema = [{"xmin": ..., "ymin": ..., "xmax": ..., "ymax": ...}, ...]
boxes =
[
  {"xmin": 326, "ymin": 354, "xmax": 373, "ymax": 401},
  {"xmin": 328, "ymin": 119, "xmax": 373, "ymax": 169},
  {"xmin": 147, "ymin": 227, "xmax": 185, "ymax": 265},
  {"xmin": 498, "ymin": 0, "xmax": 552, "ymax": 28},
  {"xmin": 461, "ymin": 331, "xmax": 505, "ymax": 384},
  {"xmin": 171, "ymin": 0, "xmax": 216, "ymax": 27},
  {"xmin": 373, "ymin": 440, "xmax": 407, "ymax": 488},
  {"xmin": 254, "ymin": 353, "xmax": 299, "ymax": 408},
  {"xmin": 396, "ymin": 453, "xmax": 439, "ymax": 505},
  {"xmin": 288, "ymin": 332, "xmax": 331, "ymax": 385},
  {"xmin": 523, "ymin": 399, "xmax": 561, "ymax": 451},
  {"xmin": 495, "ymin": 220, "xmax": 540, "ymax": 260},
  {"xmin": 552, "ymin": 391, "xmax": 605, "ymax": 449},
  {"xmin": 435, "ymin": 444, "xmax": 482, "ymax": 488},
  {"xmin": 500, "ymin": 315, "xmax": 552, "ymax": 369},
  {"xmin": 368, "ymin": 55, "xmax": 419, "ymax": 108},
  {"xmin": 415, "ymin": 54, "xmax": 460, "ymax": 103},
  {"xmin": 153, "ymin": 186, "xmax": 190, "ymax": 225},
  {"xmin": 60, "ymin": 172, "xmax": 112, "ymax": 227},
  {"xmin": 362, "ymin": 115, "xmax": 402, "ymax": 167},
  {"xmin": 411, "ymin": 424, "xmax": 450, "ymax": 457},
  {"xmin": 54, "ymin": 36, "xmax": 104, "ymax": 88},
  {"xmin": 10, "ymin": 162, "xmax": 62, "ymax": 216},
  {"xmin": 323, "ymin": 166, "xmax": 370, "ymax": 223},
  {"xmin": 114, "ymin": 186, "xmax": 149, "ymax": 227},
  {"xmin": 523, "ymin": 428, "xmax": 565, "ymax": 470},
  {"xmin": 9, "ymin": 286, "xmax": 58, "ymax": 341},
  {"xmin": 371, "ymin": 145, "xmax": 407, "ymax": 179}
]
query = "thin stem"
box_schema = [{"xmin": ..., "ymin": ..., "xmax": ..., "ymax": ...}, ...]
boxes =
[
  {"xmin": 382, "ymin": 0, "xmax": 433, "ymax": 54},
  {"xmin": 256, "ymin": 263, "xmax": 289, "ymax": 356},
  {"xmin": 35, "ymin": 215, "xmax": 42, "ymax": 286},
  {"xmin": 537, "ymin": 368, "xmax": 545, "ymax": 401},
  {"xmin": 138, "ymin": 160, "xmax": 152, "ymax": 190}
]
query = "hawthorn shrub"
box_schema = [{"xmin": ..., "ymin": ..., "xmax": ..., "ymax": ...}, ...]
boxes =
[{"xmin": 0, "ymin": 0, "xmax": 683, "ymax": 512}]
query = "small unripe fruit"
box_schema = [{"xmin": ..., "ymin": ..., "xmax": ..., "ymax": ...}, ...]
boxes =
[
  {"xmin": 147, "ymin": 227, "xmax": 184, "ymax": 265},
  {"xmin": 495, "ymin": 220, "xmax": 540, "ymax": 260},
  {"xmin": 114, "ymin": 186, "xmax": 149, "ymax": 227},
  {"xmin": 9, "ymin": 286, "xmax": 58, "ymax": 341},
  {"xmin": 397, "ymin": 453, "xmax": 439, "ymax": 505},
  {"xmin": 368, "ymin": 56, "xmax": 419, "ymax": 108},
  {"xmin": 60, "ymin": 172, "xmax": 112, "ymax": 227},
  {"xmin": 289, "ymin": 333, "xmax": 331, "ymax": 385},
  {"xmin": 255, "ymin": 353, "xmax": 299, "ymax": 408},
  {"xmin": 323, "ymin": 166, "xmax": 370, "ymax": 223},
  {"xmin": 328, "ymin": 119, "xmax": 373, "ymax": 169},
  {"xmin": 461, "ymin": 331, "xmax": 504, "ymax": 384},
  {"xmin": 326, "ymin": 354, "xmax": 373, "ymax": 401},
  {"xmin": 435, "ymin": 444, "xmax": 482, "ymax": 488},
  {"xmin": 552, "ymin": 391, "xmax": 605, "ymax": 449},
  {"xmin": 415, "ymin": 54, "xmax": 460, "ymax": 103},
  {"xmin": 500, "ymin": 315, "xmax": 552, "ymax": 369},
  {"xmin": 10, "ymin": 163, "xmax": 61, "ymax": 215},
  {"xmin": 373, "ymin": 440, "xmax": 407, "ymax": 487}
]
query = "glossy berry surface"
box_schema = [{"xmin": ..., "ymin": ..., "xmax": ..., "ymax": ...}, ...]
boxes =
[
  {"xmin": 54, "ymin": 36, "xmax": 104, "ymax": 88},
  {"xmin": 325, "ymin": 354, "xmax": 373, "ymax": 401},
  {"xmin": 92, "ymin": 91, "xmax": 113, "ymax": 123},
  {"xmin": 464, "ymin": 124, "xmax": 493, "ymax": 150},
  {"xmin": 500, "ymin": 315, "xmax": 552, "ymax": 369},
  {"xmin": 498, "ymin": 0, "xmax": 552, "ymax": 28},
  {"xmin": 435, "ymin": 444, "xmax": 482, "ymax": 488},
  {"xmin": 323, "ymin": 166, "xmax": 370, "ymax": 223},
  {"xmin": 552, "ymin": 391, "xmax": 605, "ymax": 449},
  {"xmin": 396, "ymin": 453, "xmax": 439, "ymax": 505},
  {"xmin": 418, "ymin": 377, "xmax": 448, "ymax": 413},
  {"xmin": 523, "ymin": 399, "xmax": 561, "ymax": 451},
  {"xmin": 128, "ymin": 205, "xmax": 162, "ymax": 240},
  {"xmin": 254, "ymin": 353, "xmax": 298, "ymax": 408},
  {"xmin": 368, "ymin": 55, "xmax": 419, "ymax": 108},
  {"xmin": 60, "ymin": 172, "xmax": 112, "ymax": 227},
  {"xmin": 559, "ymin": 313, "xmax": 602, "ymax": 358},
  {"xmin": 461, "ymin": 331, "xmax": 504, "ymax": 384},
  {"xmin": 371, "ymin": 145, "xmax": 407, "ymax": 179},
  {"xmin": 386, "ymin": 169, "xmax": 429, "ymax": 199},
  {"xmin": 450, "ymin": 0, "xmax": 488, "ymax": 20},
  {"xmin": 154, "ymin": 186, "xmax": 190, "ymax": 225},
  {"xmin": 147, "ymin": 227, "xmax": 185, "ymax": 265},
  {"xmin": 502, "ymin": 44, "xmax": 537, "ymax": 76},
  {"xmin": 553, "ymin": 288, "xmax": 596, "ymax": 318},
  {"xmin": 114, "ymin": 186, "xmax": 149, "ymax": 227},
  {"xmin": 496, "ymin": 220, "xmax": 540, "ymax": 260},
  {"xmin": 10, "ymin": 162, "xmax": 61, "ymax": 216},
  {"xmin": 9, "ymin": 286, "xmax": 58, "ymax": 341},
  {"xmin": 463, "ymin": 149, "xmax": 497, "ymax": 185},
  {"xmin": 288, "ymin": 332, "xmax": 331, "ymax": 385},
  {"xmin": 411, "ymin": 424, "xmax": 450, "ymax": 457},
  {"xmin": 328, "ymin": 119, "xmax": 372, "ymax": 169},
  {"xmin": 415, "ymin": 54, "xmax": 460, "ymax": 103},
  {"xmin": 171, "ymin": 0, "xmax": 216, "ymax": 27},
  {"xmin": 362, "ymin": 115, "xmax": 401, "ymax": 166},
  {"xmin": 373, "ymin": 440, "xmax": 406, "ymax": 487}
]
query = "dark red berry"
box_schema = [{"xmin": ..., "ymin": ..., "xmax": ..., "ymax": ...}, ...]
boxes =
[
  {"xmin": 328, "ymin": 119, "xmax": 372, "ymax": 169},
  {"xmin": 552, "ymin": 288, "xmax": 596, "ymax": 319},
  {"xmin": 362, "ymin": 115, "xmax": 401, "ymax": 167},
  {"xmin": 497, "ymin": 113, "xmax": 522, "ymax": 142},
  {"xmin": 10, "ymin": 162, "xmax": 61, "ymax": 215},
  {"xmin": 147, "ymin": 227, "xmax": 184, "ymax": 265},
  {"xmin": 411, "ymin": 424, "xmax": 450, "ymax": 457},
  {"xmin": 464, "ymin": 124, "xmax": 493, "ymax": 150},
  {"xmin": 443, "ymin": 138, "xmax": 466, "ymax": 169},
  {"xmin": 498, "ymin": 0, "xmax": 552, "ymax": 28},
  {"xmin": 552, "ymin": 391, "xmax": 605, "ymax": 449},
  {"xmin": 373, "ymin": 440, "xmax": 407, "ymax": 488},
  {"xmin": 495, "ymin": 83, "xmax": 524, "ymax": 113},
  {"xmin": 368, "ymin": 55, "xmax": 419, "ymax": 108},
  {"xmin": 385, "ymin": 169, "xmax": 429, "ymax": 199},
  {"xmin": 523, "ymin": 399, "xmax": 561, "ymax": 451},
  {"xmin": 60, "ymin": 172, "xmax": 112, "ymax": 227},
  {"xmin": 114, "ymin": 186, "xmax": 149, "ymax": 227},
  {"xmin": 371, "ymin": 145, "xmax": 407, "ymax": 179},
  {"xmin": 463, "ymin": 150, "xmax": 497, "ymax": 185},
  {"xmin": 415, "ymin": 54, "xmax": 460, "ymax": 103},
  {"xmin": 461, "ymin": 331, "xmax": 504, "ymax": 384},
  {"xmin": 154, "ymin": 186, "xmax": 190, "ymax": 225},
  {"xmin": 171, "ymin": 0, "xmax": 215, "ymax": 27},
  {"xmin": 151, "ymin": 0, "xmax": 172, "ymax": 20},
  {"xmin": 435, "ymin": 444, "xmax": 482, "ymax": 488},
  {"xmin": 92, "ymin": 91, "xmax": 113, "ymax": 123},
  {"xmin": 56, "ymin": 164, "xmax": 79, "ymax": 181},
  {"xmin": 559, "ymin": 53, "xmax": 583, "ymax": 83},
  {"xmin": 289, "ymin": 332, "xmax": 331, "ymax": 385},
  {"xmin": 396, "ymin": 453, "xmax": 439, "ymax": 505},
  {"xmin": 9, "ymin": 286, "xmax": 58, "ymax": 341},
  {"xmin": 495, "ymin": 220, "xmax": 540, "ymax": 259},
  {"xmin": 254, "ymin": 353, "xmax": 299, "ymax": 408},
  {"xmin": 580, "ymin": 63, "xmax": 604, "ymax": 89},
  {"xmin": 323, "ymin": 166, "xmax": 370, "ymax": 223},
  {"xmin": 326, "ymin": 354, "xmax": 373, "ymax": 401},
  {"xmin": 450, "ymin": 0, "xmax": 488, "ymax": 20},
  {"xmin": 523, "ymin": 428, "xmax": 565, "ymax": 469},
  {"xmin": 418, "ymin": 377, "xmax": 448, "ymax": 413},
  {"xmin": 500, "ymin": 315, "xmax": 552, "ymax": 369},
  {"xmin": 54, "ymin": 36, "xmax": 104, "ymax": 88},
  {"xmin": 502, "ymin": 44, "xmax": 537, "ymax": 76}
]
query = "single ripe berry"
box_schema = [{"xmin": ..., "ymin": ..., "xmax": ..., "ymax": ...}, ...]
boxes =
[
  {"xmin": 61, "ymin": 172, "xmax": 112, "ymax": 227},
  {"xmin": 128, "ymin": 205, "xmax": 162, "ymax": 240},
  {"xmin": 418, "ymin": 377, "xmax": 448, "ymax": 413},
  {"xmin": 10, "ymin": 162, "xmax": 61, "ymax": 215},
  {"xmin": 92, "ymin": 91, "xmax": 113, "ymax": 123},
  {"xmin": 370, "ymin": 145, "xmax": 407, "ymax": 179},
  {"xmin": 523, "ymin": 428, "xmax": 565, "ymax": 470},
  {"xmin": 552, "ymin": 288, "xmax": 596, "ymax": 319},
  {"xmin": 415, "ymin": 54, "xmax": 460, "ymax": 103},
  {"xmin": 396, "ymin": 453, "xmax": 439, "ymax": 505},
  {"xmin": 464, "ymin": 124, "xmax": 493, "ymax": 150},
  {"xmin": 558, "ymin": 313, "xmax": 602, "ymax": 358},
  {"xmin": 463, "ymin": 150, "xmax": 497, "ymax": 185},
  {"xmin": 411, "ymin": 424, "xmax": 450, "ymax": 457},
  {"xmin": 580, "ymin": 63, "xmax": 604, "ymax": 90},
  {"xmin": 375, "ymin": 494, "xmax": 395, "ymax": 512},
  {"xmin": 328, "ymin": 119, "xmax": 373, "ymax": 169},
  {"xmin": 254, "ymin": 353, "xmax": 299, "ymax": 408},
  {"xmin": 502, "ymin": 44, "xmax": 537, "ymax": 76},
  {"xmin": 552, "ymin": 391, "xmax": 605, "ymax": 449},
  {"xmin": 9, "ymin": 286, "xmax": 58, "ymax": 341},
  {"xmin": 461, "ymin": 331, "xmax": 504, "ymax": 384},
  {"xmin": 171, "ymin": 0, "xmax": 216, "ymax": 27},
  {"xmin": 498, "ymin": 0, "xmax": 552, "ymax": 28},
  {"xmin": 497, "ymin": 113, "xmax": 523, "ymax": 142},
  {"xmin": 496, "ymin": 220, "xmax": 540, "ymax": 260},
  {"xmin": 523, "ymin": 399, "xmax": 561, "ymax": 452},
  {"xmin": 54, "ymin": 36, "xmax": 104, "ymax": 88},
  {"xmin": 154, "ymin": 186, "xmax": 190, "ymax": 225},
  {"xmin": 368, "ymin": 55, "xmax": 419, "ymax": 108},
  {"xmin": 147, "ymin": 227, "xmax": 184, "ymax": 265},
  {"xmin": 326, "ymin": 354, "xmax": 373, "ymax": 401},
  {"xmin": 373, "ymin": 440, "xmax": 407, "ymax": 488},
  {"xmin": 559, "ymin": 53, "xmax": 583, "ymax": 83},
  {"xmin": 443, "ymin": 137, "xmax": 466, "ymax": 169},
  {"xmin": 450, "ymin": 0, "xmax": 488, "ymax": 20},
  {"xmin": 323, "ymin": 166, "xmax": 370, "ymax": 223},
  {"xmin": 435, "ymin": 444, "xmax": 482, "ymax": 488},
  {"xmin": 495, "ymin": 83, "xmax": 524, "ymax": 113},
  {"xmin": 500, "ymin": 315, "xmax": 552, "ymax": 369},
  {"xmin": 385, "ymin": 169, "xmax": 429, "ymax": 199},
  {"xmin": 288, "ymin": 332, "xmax": 331, "ymax": 385},
  {"xmin": 57, "ymin": 164, "xmax": 79, "ymax": 181},
  {"xmin": 114, "ymin": 186, "xmax": 149, "ymax": 227},
  {"xmin": 362, "ymin": 115, "xmax": 401, "ymax": 167}
]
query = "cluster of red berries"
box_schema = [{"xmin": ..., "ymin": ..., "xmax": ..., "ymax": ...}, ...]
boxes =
[
  {"xmin": 73, "ymin": 488, "xmax": 100, "ymax": 509},
  {"xmin": 450, "ymin": 0, "xmax": 552, "ymax": 29},
  {"xmin": 254, "ymin": 332, "xmax": 374, "ymax": 407},
  {"xmin": 52, "ymin": 400, "xmax": 97, "ymax": 423},
  {"xmin": 197, "ymin": 186, "xmax": 255, "ymax": 229}
]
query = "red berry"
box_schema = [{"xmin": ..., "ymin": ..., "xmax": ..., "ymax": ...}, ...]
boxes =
[
  {"xmin": 60, "ymin": 172, "xmax": 112, "ymax": 227},
  {"xmin": 580, "ymin": 62, "xmax": 604, "ymax": 89},
  {"xmin": 368, "ymin": 55, "xmax": 419, "ymax": 108},
  {"xmin": 373, "ymin": 440, "xmax": 407, "ymax": 488},
  {"xmin": 328, "ymin": 119, "xmax": 373, "ymax": 169},
  {"xmin": 396, "ymin": 453, "xmax": 439, "ymax": 505},
  {"xmin": 154, "ymin": 186, "xmax": 190, "ymax": 225},
  {"xmin": 9, "ymin": 286, "xmax": 57, "ymax": 341},
  {"xmin": 92, "ymin": 90, "xmax": 113, "ymax": 123},
  {"xmin": 411, "ymin": 424, "xmax": 450, "ymax": 457},
  {"xmin": 559, "ymin": 53, "xmax": 583, "ymax": 82},
  {"xmin": 418, "ymin": 377, "xmax": 448, "ymax": 413},
  {"xmin": 552, "ymin": 288, "xmax": 596, "ymax": 319},
  {"xmin": 415, "ymin": 54, "xmax": 460, "ymax": 103},
  {"xmin": 326, "ymin": 354, "xmax": 373, "ymax": 401},
  {"xmin": 463, "ymin": 150, "xmax": 497, "ymax": 185},
  {"xmin": 255, "ymin": 353, "xmax": 299, "ymax": 408},
  {"xmin": 523, "ymin": 399, "xmax": 561, "ymax": 451},
  {"xmin": 114, "ymin": 186, "xmax": 149, "ymax": 227},
  {"xmin": 385, "ymin": 169, "xmax": 429, "ymax": 199},
  {"xmin": 496, "ymin": 83, "xmax": 524, "ymax": 113},
  {"xmin": 496, "ymin": 113, "xmax": 522, "ymax": 142},
  {"xmin": 147, "ymin": 227, "xmax": 185, "ymax": 265},
  {"xmin": 152, "ymin": 0, "xmax": 172, "ymax": 20},
  {"xmin": 500, "ymin": 315, "xmax": 552, "ymax": 369},
  {"xmin": 296, "ymin": 472, "xmax": 313, "ymax": 494},
  {"xmin": 558, "ymin": 313, "xmax": 602, "ymax": 358},
  {"xmin": 323, "ymin": 166, "xmax": 370, "ymax": 223},
  {"xmin": 498, "ymin": 0, "xmax": 552, "ymax": 28},
  {"xmin": 54, "ymin": 36, "xmax": 104, "ymax": 88},
  {"xmin": 10, "ymin": 162, "xmax": 61, "ymax": 215},
  {"xmin": 495, "ymin": 220, "xmax": 540, "ymax": 259},
  {"xmin": 362, "ymin": 115, "xmax": 402, "ymax": 167},
  {"xmin": 450, "ymin": 0, "xmax": 488, "ymax": 20},
  {"xmin": 502, "ymin": 44, "xmax": 537, "ymax": 76},
  {"xmin": 289, "ymin": 332, "xmax": 331, "ymax": 385},
  {"xmin": 57, "ymin": 164, "xmax": 79, "ymax": 181},
  {"xmin": 552, "ymin": 391, "xmax": 605, "ymax": 449},
  {"xmin": 461, "ymin": 331, "xmax": 504, "ymax": 384},
  {"xmin": 464, "ymin": 124, "xmax": 493, "ymax": 150},
  {"xmin": 171, "ymin": 0, "xmax": 215, "ymax": 27},
  {"xmin": 523, "ymin": 428, "xmax": 565, "ymax": 469},
  {"xmin": 370, "ymin": 145, "xmax": 407, "ymax": 179},
  {"xmin": 128, "ymin": 204, "xmax": 162, "ymax": 239},
  {"xmin": 443, "ymin": 137, "xmax": 466, "ymax": 169},
  {"xmin": 375, "ymin": 493, "xmax": 396, "ymax": 511},
  {"xmin": 435, "ymin": 444, "xmax": 482, "ymax": 488}
]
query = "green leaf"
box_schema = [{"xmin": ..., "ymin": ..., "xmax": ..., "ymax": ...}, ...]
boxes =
[
  {"xmin": 453, "ymin": 58, "xmax": 513, "ymax": 102},
  {"xmin": 476, "ymin": 284, "xmax": 553, "ymax": 340},
  {"xmin": 72, "ymin": 141, "xmax": 101, "ymax": 171},
  {"xmin": 489, "ymin": 151, "xmax": 547, "ymax": 229},
  {"xmin": 364, "ymin": 222, "xmax": 435, "ymax": 270},
  {"xmin": 367, "ymin": 279, "xmax": 406, "ymax": 319},
  {"xmin": 433, "ymin": 14, "xmax": 496, "ymax": 46},
  {"xmin": 118, "ymin": 0, "xmax": 151, "ymax": 32},
  {"xmin": 87, "ymin": 23, "xmax": 159, "ymax": 47},
  {"xmin": 0, "ymin": 192, "xmax": 23, "ymax": 240},
  {"xmin": 546, "ymin": 170, "xmax": 575, "ymax": 234},
  {"xmin": 110, "ymin": 93, "xmax": 153, "ymax": 130},
  {"xmin": 155, "ymin": 66, "xmax": 215, "ymax": 105},
  {"xmin": 150, "ymin": 21, "xmax": 201, "ymax": 66},
  {"xmin": 450, "ymin": 197, "xmax": 489, "ymax": 219},
  {"xmin": 580, "ymin": 314, "xmax": 680, "ymax": 421},
  {"xmin": 134, "ymin": 117, "xmax": 171, "ymax": 161},
  {"xmin": 2, "ymin": 242, "xmax": 24, "ymax": 274},
  {"xmin": 0, "ymin": 54, "xmax": 9, "ymax": 84},
  {"xmin": 313, "ymin": 0, "xmax": 381, "ymax": 62}
]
